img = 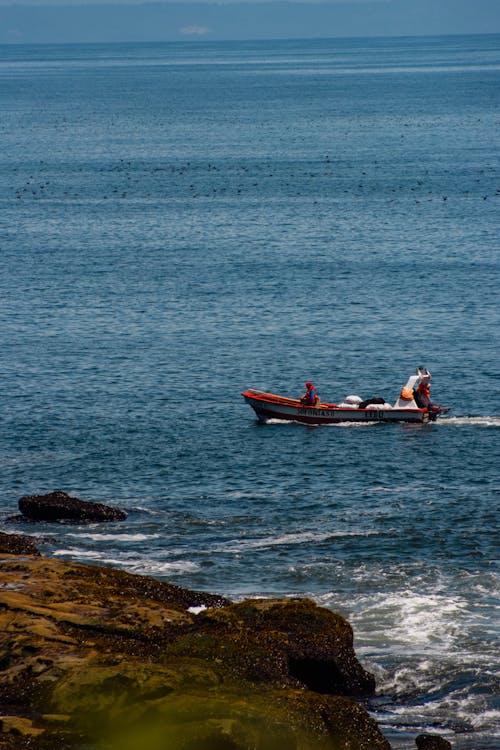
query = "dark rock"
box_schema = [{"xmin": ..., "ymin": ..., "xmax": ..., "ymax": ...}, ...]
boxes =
[
  {"xmin": 0, "ymin": 531, "xmax": 40, "ymax": 556},
  {"xmin": 416, "ymin": 733, "xmax": 452, "ymax": 749},
  {"xmin": 171, "ymin": 597, "xmax": 376, "ymax": 697},
  {"xmin": 0, "ymin": 557, "xmax": 389, "ymax": 750},
  {"xmin": 18, "ymin": 490, "xmax": 127, "ymax": 523}
]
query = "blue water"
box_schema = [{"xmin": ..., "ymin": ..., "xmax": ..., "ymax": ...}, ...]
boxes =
[{"xmin": 0, "ymin": 34, "xmax": 499, "ymax": 748}]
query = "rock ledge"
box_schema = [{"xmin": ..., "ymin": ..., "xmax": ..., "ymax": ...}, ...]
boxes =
[{"xmin": 0, "ymin": 554, "xmax": 389, "ymax": 750}]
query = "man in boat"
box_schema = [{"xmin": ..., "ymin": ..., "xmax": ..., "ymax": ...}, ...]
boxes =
[
  {"xmin": 414, "ymin": 376, "xmax": 439, "ymax": 411},
  {"xmin": 414, "ymin": 379, "xmax": 431, "ymax": 408},
  {"xmin": 300, "ymin": 381, "xmax": 319, "ymax": 407}
]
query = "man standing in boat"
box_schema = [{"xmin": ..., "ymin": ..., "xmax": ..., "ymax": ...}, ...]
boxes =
[
  {"xmin": 414, "ymin": 378, "xmax": 432, "ymax": 408},
  {"xmin": 413, "ymin": 370, "xmax": 439, "ymax": 412},
  {"xmin": 300, "ymin": 381, "xmax": 319, "ymax": 406}
]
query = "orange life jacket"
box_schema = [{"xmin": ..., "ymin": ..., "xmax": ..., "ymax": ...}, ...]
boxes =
[{"xmin": 417, "ymin": 382, "xmax": 431, "ymax": 398}]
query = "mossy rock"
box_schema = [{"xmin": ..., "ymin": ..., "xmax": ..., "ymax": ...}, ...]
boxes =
[
  {"xmin": 0, "ymin": 557, "xmax": 388, "ymax": 750},
  {"xmin": 168, "ymin": 598, "xmax": 375, "ymax": 696},
  {"xmin": 48, "ymin": 684, "xmax": 389, "ymax": 750}
]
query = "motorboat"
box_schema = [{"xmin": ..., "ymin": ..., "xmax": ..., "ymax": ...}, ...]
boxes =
[{"xmin": 242, "ymin": 368, "xmax": 450, "ymax": 425}]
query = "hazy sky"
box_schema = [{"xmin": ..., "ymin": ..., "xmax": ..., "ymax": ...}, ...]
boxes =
[{"xmin": 1, "ymin": 0, "xmax": 499, "ymax": 43}]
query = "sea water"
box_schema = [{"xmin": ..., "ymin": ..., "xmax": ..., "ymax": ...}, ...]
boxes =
[{"xmin": 0, "ymin": 34, "xmax": 499, "ymax": 748}]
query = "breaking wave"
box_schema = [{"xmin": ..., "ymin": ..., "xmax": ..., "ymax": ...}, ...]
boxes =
[
  {"xmin": 53, "ymin": 547, "xmax": 199, "ymax": 576},
  {"xmin": 219, "ymin": 528, "xmax": 378, "ymax": 554},
  {"xmin": 66, "ymin": 532, "xmax": 160, "ymax": 542}
]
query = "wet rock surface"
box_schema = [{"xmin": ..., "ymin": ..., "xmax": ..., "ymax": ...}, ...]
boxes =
[
  {"xmin": 167, "ymin": 598, "xmax": 376, "ymax": 696},
  {"xmin": 18, "ymin": 490, "xmax": 127, "ymax": 523},
  {"xmin": 0, "ymin": 531, "xmax": 40, "ymax": 556},
  {"xmin": 0, "ymin": 555, "xmax": 390, "ymax": 750}
]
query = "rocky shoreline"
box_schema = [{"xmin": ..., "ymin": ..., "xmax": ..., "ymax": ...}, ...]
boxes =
[{"xmin": 0, "ymin": 498, "xmax": 453, "ymax": 750}]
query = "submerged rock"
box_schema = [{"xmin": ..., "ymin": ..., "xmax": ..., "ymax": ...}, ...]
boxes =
[
  {"xmin": 0, "ymin": 531, "xmax": 40, "ymax": 556},
  {"xmin": 18, "ymin": 490, "xmax": 127, "ymax": 523},
  {"xmin": 416, "ymin": 734, "xmax": 453, "ymax": 749},
  {"xmin": 0, "ymin": 556, "xmax": 389, "ymax": 750}
]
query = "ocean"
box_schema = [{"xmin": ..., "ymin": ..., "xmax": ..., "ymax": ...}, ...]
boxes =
[{"xmin": 0, "ymin": 33, "xmax": 499, "ymax": 748}]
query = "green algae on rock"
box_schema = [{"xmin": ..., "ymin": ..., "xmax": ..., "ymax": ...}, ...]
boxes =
[
  {"xmin": 166, "ymin": 598, "xmax": 376, "ymax": 696},
  {"xmin": 0, "ymin": 555, "xmax": 389, "ymax": 750}
]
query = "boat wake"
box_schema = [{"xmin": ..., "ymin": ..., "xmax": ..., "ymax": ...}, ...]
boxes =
[
  {"xmin": 266, "ymin": 415, "xmax": 500, "ymax": 428},
  {"xmin": 438, "ymin": 416, "xmax": 500, "ymax": 427},
  {"xmin": 325, "ymin": 420, "xmax": 378, "ymax": 428},
  {"xmin": 264, "ymin": 418, "xmax": 376, "ymax": 427}
]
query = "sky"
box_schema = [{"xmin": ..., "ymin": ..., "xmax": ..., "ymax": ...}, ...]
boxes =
[{"xmin": 0, "ymin": 0, "xmax": 499, "ymax": 44}]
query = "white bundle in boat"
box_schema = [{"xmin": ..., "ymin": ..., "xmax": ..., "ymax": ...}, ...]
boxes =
[{"xmin": 338, "ymin": 395, "xmax": 363, "ymax": 408}]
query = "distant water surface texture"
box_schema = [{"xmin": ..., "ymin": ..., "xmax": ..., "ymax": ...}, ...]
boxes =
[{"xmin": 0, "ymin": 34, "xmax": 499, "ymax": 749}]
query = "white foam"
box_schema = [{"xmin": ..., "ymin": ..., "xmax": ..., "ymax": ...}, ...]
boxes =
[
  {"xmin": 470, "ymin": 709, "xmax": 500, "ymax": 729},
  {"xmin": 188, "ymin": 605, "xmax": 207, "ymax": 615},
  {"xmin": 54, "ymin": 548, "xmax": 104, "ymax": 559},
  {"xmin": 53, "ymin": 548, "xmax": 199, "ymax": 575},
  {"xmin": 220, "ymin": 528, "xmax": 378, "ymax": 554},
  {"xmin": 263, "ymin": 417, "xmax": 377, "ymax": 427},
  {"xmin": 129, "ymin": 505, "xmax": 164, "ymax": 515},
  {"xmin": 438, "ymin": 416, "xmax": 500, "ymax": 427},
  {"xmin": 326, "ymin": 420, "xmax": 377, "ymax": 428},
  {"xmin": 126, "ymin": 560, "xmax": 200, "ymax": 575},
  {"xmin": 357, "ymin": 591, "xmax": 469, "ymax": 651},
  {"xmin": 374, "ymin": 667, "xmax": 500, "ymax": 738},
  {"xmin": 66, "ymin": 533, "xmax": 160, "ymax": 542},
  {"xmin": 317, "ymin": 587, "xmax": 473, "ymax": 656}
]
